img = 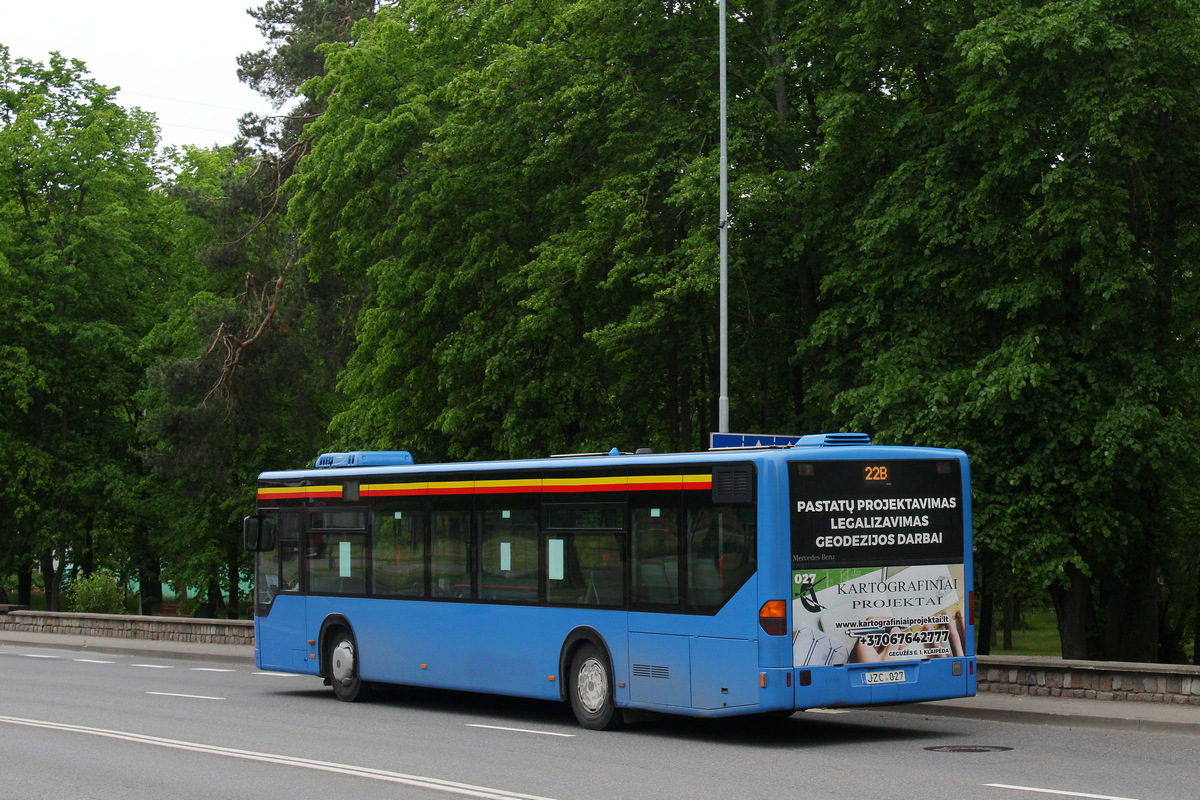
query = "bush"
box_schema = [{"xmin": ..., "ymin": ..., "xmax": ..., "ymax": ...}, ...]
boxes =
[{"xmin": 65, "ymin": 572, "xmax": 126, "ymax": 614}]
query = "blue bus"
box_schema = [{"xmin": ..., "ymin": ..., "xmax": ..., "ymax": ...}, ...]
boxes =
[{"xmin": 244, "ymin": 433, "xmax": 975, "ymax": 729}]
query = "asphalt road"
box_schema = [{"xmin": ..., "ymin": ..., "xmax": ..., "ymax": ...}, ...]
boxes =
[{"xmin": 1, "ymin": 643, "xmax": 1197, "ymax": 800}]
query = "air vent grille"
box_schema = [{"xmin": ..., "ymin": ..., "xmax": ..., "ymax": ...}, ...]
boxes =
[
  {"xmin": 712, "ymin": 464, "xmax": 755, "ymax": 503},
  {"xmin": 632, "ymin": 664, "xmax": 670, "ymax": 679}
]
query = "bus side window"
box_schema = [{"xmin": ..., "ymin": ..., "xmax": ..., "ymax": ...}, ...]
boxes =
[
  {"xmin": 305, "ymin": 532, "xmax": 367, "ymax": 594},
  {"xmin": 254, "ymin": 510, "xmax": 296, "ymax": 616},
  {"xmin": 373, "ymin": 505, "xmax": 427, "ymax": 597},
  {"xmin": 305, "ymin": 510, "xmax": 368, "ymax": 595},
  {"xmin": 478, "ymin": 507, "xmax": 538, "ymax": 602},
  {"xmin": 631, "ymin": 505, "xmax": 680, "ymax": 606},
  {"xmin": 431, "ymin": 509, "xmax": 471, "ymax": 599},
  {"xmin": 545, "ymin": 532, "xmax": 623, "ymax": 606},
  {"xmin": 279, "ymin": 511, "xmax": 301, "ymax": 593},
  {"xmin": 255, "ymin": 509, "xmax": 302, "ymax": 616},
  {"xmin": 686, "ymin": 504, "xmax": 756, "ymax": 610}
]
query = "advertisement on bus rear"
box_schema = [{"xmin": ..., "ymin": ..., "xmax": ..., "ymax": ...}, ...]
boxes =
[
  {"xmin": 789, "ymin": 459, "xmax": 967, "ymax": 665},
  {"xmin": 792, "ymin": 564, "xmax": 967, "ymax": 665}
]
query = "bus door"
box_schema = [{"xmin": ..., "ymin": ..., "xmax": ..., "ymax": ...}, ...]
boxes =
[
  {"xmin": 628, "ymin": 491, "xmax": 760, "ymax": 712},
  {"xmin": 627, "ymin": 499, "xmax": 694, "ymax": 708},
  {"xmin": 301, "ymin": 508, "xmax": 370, "ymax": 667},
  {"xmin": 253, "ymin": 509, "xmax": 307, "ymax": 671}
]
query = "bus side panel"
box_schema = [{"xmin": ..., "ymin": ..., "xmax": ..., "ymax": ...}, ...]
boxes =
[
  {"xmin": 755, "ymin": 457, "xmax": 795, "ymax": 682},
  {"xmin": 257, "ymin": 594, "xmax": 316, "ymax": 674},
  {"xmin": 626, "ymin": 582, "xmax": 760, "ymax": 711},
  {"xmin": 305, "ymin": 596, "xmax": 629, "ymax": 702},
  {"xmin": 691, "ymin": 637, "xmax": 758, "ymax": 709}
]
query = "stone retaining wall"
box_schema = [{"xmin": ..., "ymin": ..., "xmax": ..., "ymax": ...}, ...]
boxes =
[
  {"xmin": 3, "ymin": 609, "xmax": 1197, "ymax": 704},
  {"xmin": 0, "ymin": 609, "xmax": 253, "ymax": 646},
  {"xmin": 978, "ymin": 654, "xmax": 1200, "ymax": 706}
]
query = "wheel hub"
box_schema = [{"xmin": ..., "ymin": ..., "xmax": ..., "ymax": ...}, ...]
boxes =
[
  {"xmin": 331, "ymin": 640, "xmax": 355, "ymax": 686},
  {"xmin": 577, "ymin": 657, "xmax": 607, "ymax": 713}
]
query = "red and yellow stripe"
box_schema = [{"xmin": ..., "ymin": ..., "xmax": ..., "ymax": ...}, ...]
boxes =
[
  {"xmin": 258, "ymin": 485, "xmax": 342, "ymax": 500},
  {"xmin": 258, "ymin": 473, "xmax": 713, "ymax": 501}
]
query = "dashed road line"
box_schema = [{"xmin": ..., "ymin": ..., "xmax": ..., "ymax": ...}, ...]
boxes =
[
  {"xmin": 986, "ymin": 784, "xmax": 1145, "ymax": 800},
  {"xmin": 0, "ymin": 715, "xmax": 564, "ymax": 800},
  {"xmin": 466, "ymin": 724, "xmax": 575, "ymax": 738},
  {"xmin": 146, "ymin": 692, "xmax": 225, "ymax": 701}
]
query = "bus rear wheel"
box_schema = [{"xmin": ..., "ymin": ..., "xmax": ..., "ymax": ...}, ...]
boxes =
[
  {"xmin": 569, "ymin": 643, "xmax": 623, "ymax": 730},
  {"xmin": 327, "ymin": 628, "xmax": 369, "ymax": 702}
]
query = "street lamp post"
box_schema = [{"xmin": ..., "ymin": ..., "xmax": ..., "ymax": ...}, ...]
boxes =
[{"xmin": 718, "ymin": 0, "xmax": 729, "ymax": 434}]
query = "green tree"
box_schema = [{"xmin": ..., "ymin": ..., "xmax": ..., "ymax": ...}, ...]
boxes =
[
  {"xmin": 0, "ymin": 46, "xmax": 165, "ymax": 608},
  {"xmin": 228, "ymin": 0, "xmax": 1200, "ymax": 660},
  {"xmin": 65, "ymin": 570, "xmax": 126, "ymax": 614},
  {"xmin": 237, "ymin": 0, "xmax": 380, "ymax": 154},
  {"xmin": 139, "ymin": 143, "xmax": 354, "ymax": 617},
  {"xmin": 292, "ymin": 0, "xmax": 820, "ymax": 460},
  {"xmin": 137, "ymin": 1, "xmax": 376, "ymax": 616},
  {"xmin": 800, "ymin": 0, "xmax": 1200, "ymax": 661}
]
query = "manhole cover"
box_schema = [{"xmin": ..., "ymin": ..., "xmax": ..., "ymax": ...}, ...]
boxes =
[{"xmin": 925, "ymin": 745, "xmax": 1013, "ymax": 753}]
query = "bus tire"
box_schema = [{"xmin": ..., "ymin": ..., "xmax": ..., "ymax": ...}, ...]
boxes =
[
  {"xmin": 327, "ymin": 627, "xmax": 370, "ymax": 702},
  {"xmin": 568, "ymin": 643, "xmax": 623, "ymax": 730}
]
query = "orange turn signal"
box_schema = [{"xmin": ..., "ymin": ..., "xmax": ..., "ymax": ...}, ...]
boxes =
[{"xmin": 759, "ymin": 600, "xmax": 788, "ymax": 636}]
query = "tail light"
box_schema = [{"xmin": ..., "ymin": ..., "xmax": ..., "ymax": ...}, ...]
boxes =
[
  {"xmin": 968, "ymin": 590, "xmax": 975, "ymax": 626},
  {"xmin": 759, "ymin": 600, "xmax": 788, "ymax": 636}
]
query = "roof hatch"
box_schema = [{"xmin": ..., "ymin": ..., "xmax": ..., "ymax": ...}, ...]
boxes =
[
  {"xmin": 314, "ymin": 451, "xmax": 415, "ymax": 469},
  {"xmin": 796, "ymin": 433, "xmax": 872, "ymax": 447}
]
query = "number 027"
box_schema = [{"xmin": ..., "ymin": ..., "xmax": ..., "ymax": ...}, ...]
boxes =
[{"xmin": 864, "ymin": 465, "xmax": 888, "ymax": 481}]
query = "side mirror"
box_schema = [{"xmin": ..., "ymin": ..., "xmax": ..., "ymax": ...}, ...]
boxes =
[{"xmin": 243, "ymin": 515, "xmax": 277, "ymax": 552}]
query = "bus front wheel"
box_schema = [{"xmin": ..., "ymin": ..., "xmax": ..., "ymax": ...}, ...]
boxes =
[
  {"xmin": 327, "ymin": 628, "xmax": 369, "ymax": 702},
  {"xmin": 569, "ymin": 643, "xmax": 623, "ymax": 730}
]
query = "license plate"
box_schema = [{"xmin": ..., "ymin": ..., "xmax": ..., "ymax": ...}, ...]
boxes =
[{"xmin": 863, "ymin": 669, "xmax": 906, "ymax": 685}]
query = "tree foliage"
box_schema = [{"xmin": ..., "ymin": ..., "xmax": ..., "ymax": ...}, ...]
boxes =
[
  {"xmin": 291, "ymin": 0, "xmax": 816, "ymax": 459},
  {"xmin": 288, "ymin": 0, "xmax": 1200, "ymax": 660},
  {"xmin": 798, "ymin": 0, "xmax": 1200, "ymax": 660},
  {"xmin": 3, "ymin": 0, "xmax": 1199, "ymax": 661},
  {"xmin": 65, "ymin": 570, "xmax": 126, "ymax": 614},
  {"xmin": 0, "ymin": 46, "xmax": 165, "ymax": 609}
]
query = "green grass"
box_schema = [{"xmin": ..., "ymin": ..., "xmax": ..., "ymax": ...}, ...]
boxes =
[
  {"xmin": 989, "ymin": 608, "xmax": 1197, "ymax": 662},
  {"xmin": 990, "ymin": 608, "xmax": 1062, "ymax": 658}
]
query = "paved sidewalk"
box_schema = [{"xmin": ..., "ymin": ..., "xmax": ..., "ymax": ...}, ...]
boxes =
[
  {"xmin": 0, "ymin": 628, "xmax": 254, "ymax": 664},
  {"xmin": 3, "ymin": 627, "xmax": 1197, "ymax": 734},
  {"xmin": 892, "ymin": 690, "xmax": 1200, "ymax": 735}
]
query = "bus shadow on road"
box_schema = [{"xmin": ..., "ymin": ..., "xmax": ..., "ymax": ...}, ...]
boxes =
[
  {"xmin": 264, "ymin": 681, "xmax": 959, "ymax": 748},
  {"xmin": 620, "ymin": 709, "xmax": 947, "ymax": 749}
]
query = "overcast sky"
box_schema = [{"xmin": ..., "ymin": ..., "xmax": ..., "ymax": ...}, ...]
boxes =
[{"xmin": 2, "ymin": 0, "xmax": 278, "ymax": 150}]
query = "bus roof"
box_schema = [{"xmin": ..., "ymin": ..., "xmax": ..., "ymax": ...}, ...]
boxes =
[{"xmin": 256, "ymin": 434, "xmax": 967, "ymax": 482}]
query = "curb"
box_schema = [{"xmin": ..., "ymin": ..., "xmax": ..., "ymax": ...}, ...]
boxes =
[
  {"xmin": 889, "ymin": 699, "xmax": 1200, "ymax": 737},
  {"xmin": 0, "ymin": 632, "xmax": 255, "ymax": 665}
]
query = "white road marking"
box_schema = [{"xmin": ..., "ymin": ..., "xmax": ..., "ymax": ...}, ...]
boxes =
[
  {"xmin": 146, "ymin": 692, "xmax": 225, "ymax": 701},
  {"xmin": 466, "ymin": 724, "xmax": 576, "ymax": 738},
  {"xmin": 805, "ymin": 708, "xmax": 850, "ymax": 715},
  {"xmin": 131, "ymin": 664, "xmax": 173, "ymax": 669},
  {"xmin": 986, "ymin": 784, "xmax": 1145, "ymax": 800},
  {"xmin": 75, "ymin": 659, "xmax": 115, "ymax": 664},
  {"xmin": 0, "ymin": 715, "xmax": 563, "ymax": 800},
  {"xmin": 190, "ymin": 668, "xmax": 236, "ymax": 672},
  {"xmin": 253, "ymin": 671, "xmax": 300, "ymax": 677},
  {"xmin": 19, "ymin": 654, "xmax": 60, "ymax": 659}
]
